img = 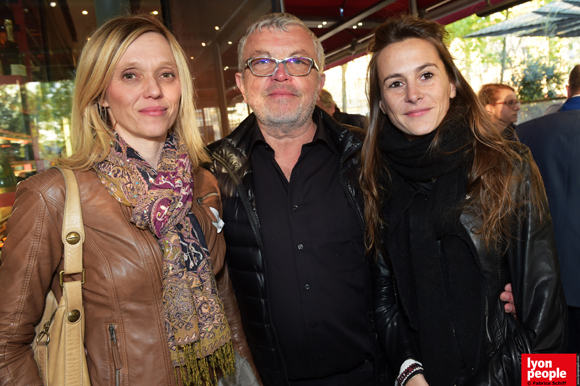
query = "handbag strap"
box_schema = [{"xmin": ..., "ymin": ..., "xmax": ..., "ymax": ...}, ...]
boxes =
[
  {"xmin": 56, "ymin": 167, "xmax": 89, "ymax": 386},
  {"xmin": 56, "ymin": 167, "xmax": 85, "ymax": 282}
]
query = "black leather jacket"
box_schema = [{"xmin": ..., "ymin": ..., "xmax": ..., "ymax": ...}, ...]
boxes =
[
  {"xmin": 373, "ymin": 148, "xmax": 567, "ymax": 385},
  {"xmin": 207, "ymin": 108, "xmax": 417, "ymax": 385}
]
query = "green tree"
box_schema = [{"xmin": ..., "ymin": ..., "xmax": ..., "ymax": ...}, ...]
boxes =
[
  {"xmin": 446, "ymin": 12, "xmax": 510, "ymax": 83},
  {"xmin": 511, "ymin": 56, "xmax": 564, "ymax": 101},
  {"xmin": 25, "ymin": 80, "xmax": 73, "ymax": 160},
  {"xmin": 0, "ymin": 84, "xmax": 25, "ymax": 134},
  {"xmin": 446, "ymin": 0, "xmax": 566, "ymax": 94}
]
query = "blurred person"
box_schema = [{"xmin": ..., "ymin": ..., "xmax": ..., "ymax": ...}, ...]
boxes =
[
  {"xmin": 517, "ymin": 63, "xmax": 580, "ymax": 353},
  {"xmin": 560, "ymin": 64, "xmax": 580, "ymax": 112},
  {"xmin": 0, "ymin": 24, "xmax": 19, "ymax": 75},
  {"xmin": 316, "ymin": 88, "xmax": 369, "ymax": 129},
  {"xmin": 479, "ymin": 83, "xmax": 520, "ymax": 139},
  {"xmin": 543, "ymin": 102, "xmax": 563, "ymax": 115},
  {"xmin": 361, "ymin": 15, "xmax": 566, "ymax": 386},
  {"xmin": 0, "ymin": 15, "xmax": 258, "ymax": 386},
  {"xmin": 542, "ymin": 65, "xmax": 580, "ymax": 115}
]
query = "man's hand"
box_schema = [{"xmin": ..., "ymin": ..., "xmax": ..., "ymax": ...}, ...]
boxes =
[
  {"xmin": 500, "ymin": 283, "xmax": 516, "ymax": 316},
  {"xmin": 406, "ymin": 374, "xmax": 429, "ymax": 386}
]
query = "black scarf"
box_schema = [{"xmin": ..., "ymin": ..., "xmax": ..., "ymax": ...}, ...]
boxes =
[{"xmin": 379, "ymin": 115, "xmax": 486, "ymax": 386}]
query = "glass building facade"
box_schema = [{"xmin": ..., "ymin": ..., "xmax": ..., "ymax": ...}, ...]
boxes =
[{"xmin": 0, "ymin": 0, "xmax": 169, "ymax": 244}]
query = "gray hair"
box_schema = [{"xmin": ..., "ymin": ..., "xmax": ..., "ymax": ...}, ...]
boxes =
[
  {"xmin": 237, "ymin": 12, "xmax": 325, "ymax": 74},
  {"xmin": 318, "ymin": 89, "xmax": 335, "ymax": 109}
]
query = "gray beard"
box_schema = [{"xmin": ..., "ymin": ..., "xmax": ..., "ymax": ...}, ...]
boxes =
[{"xmin": 255, "ymin": 101, "xmax": 317, "ymax": 136}]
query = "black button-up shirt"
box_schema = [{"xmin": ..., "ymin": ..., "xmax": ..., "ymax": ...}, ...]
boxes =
[{"xmin": 250, "ymin": 116, "xmax": 373, "ymax": 382}]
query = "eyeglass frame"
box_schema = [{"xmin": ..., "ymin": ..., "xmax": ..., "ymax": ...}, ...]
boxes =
[
  {"xmin": 243, "ymin": 56, "xmax": 320, "ymax": 77},
  {"xmin": 491, "ymin": 99, "xmax": 521, "ymax": 110}
]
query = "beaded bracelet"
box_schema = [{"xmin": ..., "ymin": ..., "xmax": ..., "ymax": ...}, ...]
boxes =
[{"xmin": 397, "ymin": 363, "xmax": 425, "ymax": 386}]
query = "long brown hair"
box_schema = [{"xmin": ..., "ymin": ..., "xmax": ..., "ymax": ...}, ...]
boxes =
[
  {"xmin": 360, "ymin": 15, "xmax": 545, "ymax": 254},
  {"xmin": 58, "ymin": 14, "xmax": 209, "ymax": 170}
]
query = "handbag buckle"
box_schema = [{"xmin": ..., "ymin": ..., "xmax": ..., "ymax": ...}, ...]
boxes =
[
  {"xmin": 36, "ymin": 330, "xmax": 49, "ymax": 344},
  {"xmin": 59, "ymin": 269, "xmax": 86, "ymax": 287},
  {"xmin": 35, "ymin": 311, "xmax": 56, "ymax": 343}
]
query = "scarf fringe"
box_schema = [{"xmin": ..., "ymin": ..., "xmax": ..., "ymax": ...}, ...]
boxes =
[{"xmin": 174, "ymin": 341, "xmax": 235, "ymax": 386}]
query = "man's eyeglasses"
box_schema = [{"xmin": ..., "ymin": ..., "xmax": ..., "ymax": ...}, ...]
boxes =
[
  {"xmin": 492, "ymin": 99, "xmax": 521, "ymax": 109},
  {"xmin": 244, "ymin": 56, "xmax": 319, "ymax": 77}
]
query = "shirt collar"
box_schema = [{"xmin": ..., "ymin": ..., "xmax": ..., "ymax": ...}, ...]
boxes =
[{"xmin": 248, "ymin": 112, "xmax": 338, "ymax": 155}]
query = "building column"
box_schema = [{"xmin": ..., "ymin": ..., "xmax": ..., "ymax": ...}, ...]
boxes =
[{"xmin": 213, "ymin": 42, "xmax": 230, "ymax": 137}]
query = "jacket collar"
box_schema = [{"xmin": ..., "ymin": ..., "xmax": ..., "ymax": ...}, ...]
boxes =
[
  {"xmin": 248, "ymin": 110, "xmax": 339, "ymax": 156},
  {"xmin": 561, "ymin": 95, "xmax": 580, "ymax": 112},
  {"xmin": 316, "ymin": 106, "xmax": 365, "ymax": 157},
  {"xmin": 219, "ymin": 106, "xmax": 361, "ymax": 153},
  {"xmin": 211, "ymin": 106, "xmax": 364, "ymax": 175}
]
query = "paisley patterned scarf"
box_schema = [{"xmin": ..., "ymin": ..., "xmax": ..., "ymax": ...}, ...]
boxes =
[{"xmin": 94, "ymin": 133, "xmax": 234, "ymax": 385}]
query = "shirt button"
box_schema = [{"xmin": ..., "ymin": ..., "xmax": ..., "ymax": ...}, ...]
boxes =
[
  {"xmin": 297, "ymin": 244, "xmax": 303, "ymax": 250},
  {"xmin": 304, "ymin": 284, "xmax": 310, "ymax": 290},
  {"xmin": 293, "ymin": 205, "xmax": 299, "ymax": 211},
  {"xmin": 310, "ymin": 323, "xmax": 317, "ymax": 330}
]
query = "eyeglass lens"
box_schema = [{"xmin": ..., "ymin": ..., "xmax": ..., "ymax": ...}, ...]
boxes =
[
  {"xmin": 507, "ymin": 100, "xmax": 520, "ymax": 108},
  {"xmin": 250, "ymin": 57, "xmax": 313, "ymax": 76}
]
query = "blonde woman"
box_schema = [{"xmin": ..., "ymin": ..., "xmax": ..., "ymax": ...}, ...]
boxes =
[{"xmin": 0, "ymin": 15, "xmax": 257, "ymax": 386}]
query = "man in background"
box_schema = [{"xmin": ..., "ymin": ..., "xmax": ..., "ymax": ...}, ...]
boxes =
[
  {"xmin": 517, "ymin": 64, "xmax": 580, "ymax": 353},
  {"xmin": 316, "ymin": 89, "xmax": 368, "ymax": 129}
]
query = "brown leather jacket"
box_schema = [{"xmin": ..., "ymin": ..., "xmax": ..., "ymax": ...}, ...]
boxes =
[{"xmin": 0, "ymin": 167, "xmax": 255, "ymax": 386}]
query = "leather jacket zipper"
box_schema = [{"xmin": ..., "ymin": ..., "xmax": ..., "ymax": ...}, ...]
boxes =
[
  {"xmin": 109, "ymin": 324, "xmax": 122, "ymax": 386},
  {"xmin": 484, "ymin": 297, "xmax": 495, "ymax": 354},
  {"xmin": 196, "ymin": 192, "xmax": 219, "ymax": 204},
  {"xmin": 338, "ymin": 142, "xmax": 364, "ymax": 232},
  {"xmin": 213, "ymin": 155, "xmax": 264, "ymax": 251}
]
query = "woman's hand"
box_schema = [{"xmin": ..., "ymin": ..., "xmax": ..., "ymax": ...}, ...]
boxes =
[
  {"xmin": 406, "ymin": 373, "xmax": 429, "ymax": 386},
  {"xmin": 500, "ymin": 283, "xmax": 516, "ymax": 317}
]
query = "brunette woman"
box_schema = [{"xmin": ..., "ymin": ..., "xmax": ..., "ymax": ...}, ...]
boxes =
[{"xmin": 360, "ymin": 15, "xmax": 567, "ymax": 386}]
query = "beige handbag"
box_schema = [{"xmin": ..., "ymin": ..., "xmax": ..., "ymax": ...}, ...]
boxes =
[{"xmin": 31, "ymin": 167, "xmax": 91, "ymax": 386}]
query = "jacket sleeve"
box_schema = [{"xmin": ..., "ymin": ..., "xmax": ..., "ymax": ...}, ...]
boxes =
[
  {"xmin": 215, "ymin": 263, "xmax": 262, "ymax": 384},
  {"xmin": 372, "ymin": 251, "xmax": 422, "ymax": 375},
  {"xmin": 0, "ymin": 176, "xmax": 64, "ymax": 386},
  {"xmin": 466, "ymin": 152, "xmax": 568, "ymax": 385}
]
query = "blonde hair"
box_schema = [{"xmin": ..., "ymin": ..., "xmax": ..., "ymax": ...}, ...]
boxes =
[
  {"xmin": 58, "ymin": 14, "xmax": 209, "ymax": 170},
  {"xmin": 318, "ymin": 89, "xmax": 335, "ymax": 110}
]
